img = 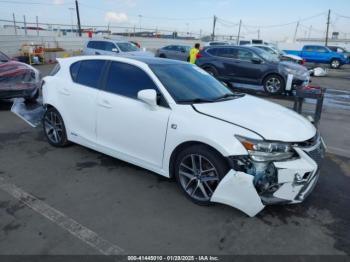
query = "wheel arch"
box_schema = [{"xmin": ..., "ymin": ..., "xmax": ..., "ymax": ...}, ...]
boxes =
[
  {"xmin": 168, "ymin": 140, "xmax": 229, "ymax": 179},
  {"xmin": 261, "ymin": 72, "xmax": 285, "ymax": 86}
]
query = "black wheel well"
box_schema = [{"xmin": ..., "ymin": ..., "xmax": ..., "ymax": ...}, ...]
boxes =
[{"xmin": 168, "ymin": 141, "xmax": 227, "ymax": 179}]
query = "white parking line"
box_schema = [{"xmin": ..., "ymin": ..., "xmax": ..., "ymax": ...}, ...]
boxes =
[{"xmin": 0, "ymin": 177, "xmax": 125, "ymax": 255}]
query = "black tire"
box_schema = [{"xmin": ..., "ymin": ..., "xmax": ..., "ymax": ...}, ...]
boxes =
[
  {"xmin": 330, "ymin": 59, "xmax": 341, "ymax": 69},
  {"xmin": 174, "ymin": 144, "xmax": 229, "ymax": 205},
  {"xmin": 263, "ymin": 74, "xmax": 285, "ymax": 94},
  {"xmin": 25, "ymin": 89, "xmax": 39, "ymax": 103},
  {"xmin": 203, "ymin": 66, "xmax": 219, "ymax": 77},
  {"xmin": 42, "ymin": 107, "xmax": 70, "ymax": 147},
  {"xmin": 159, "ymin": 54, "xmax": 166, "ymax": 58}
]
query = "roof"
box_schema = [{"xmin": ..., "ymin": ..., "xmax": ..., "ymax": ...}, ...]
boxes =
[{"xmin": 57, "ymin": 55, "xmax": 188, "ymax": 67}]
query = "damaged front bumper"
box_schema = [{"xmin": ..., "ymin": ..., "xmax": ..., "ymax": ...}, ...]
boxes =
[{"xmin": 211, "ymin": 137, "xmax": 325, "ymax": 217}]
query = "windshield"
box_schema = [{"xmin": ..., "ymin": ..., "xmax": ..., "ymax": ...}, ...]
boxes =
[
  {"xmin": 116, "ymin": 42, "xmax": 139, "ymax": 52},
  {"xmin": 253, "ymin": 47, "xmax": 279, "ymax": 62},
  {"xmin": 150, "ymin": 64, "xmax": 237, "ymax": 103}
]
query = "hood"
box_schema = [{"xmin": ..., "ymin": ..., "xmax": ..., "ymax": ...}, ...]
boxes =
[{"xmin": 193, "ymin": 95, "xmax": 316, "ymax": 142}]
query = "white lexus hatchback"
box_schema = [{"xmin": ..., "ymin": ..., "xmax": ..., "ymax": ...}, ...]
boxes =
[{"xmin": 42, "ymin": 56, "xmax": 325, "ymax": 217}]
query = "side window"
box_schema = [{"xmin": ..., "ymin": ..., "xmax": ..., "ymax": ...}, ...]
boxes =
[
  {"xmin": 105, "ymin": 62, "xmax": 167, "ymax": 106},
  {"xmin": 218, "ymin": 48, "xmax": 237, "ymax": 58},
  {"xmin": 316, "ymin": 47, "xmax": 327, "ymax": 53},
  {"xmin": 238, "ymin": 49, "xmax": 257, "ymax": 61},
  {"xmin": 207, "ymin": 48, "xmax": 218, "ymax": 56},
  {"xmin": 70, "ymin": 61, "xmax": 81, "ymax": 81},
  {"xmin": 75, "ymin": 60, "xmax": 106, "ymax": 88},
  {"xmin": 304, "ymin": 46, "xmax": 314, "ymax": 52},
  {"xmin": 104, "ymin": 42, "xmax": 116, "ymax": 51},
  {"xmin": 87, "ymin": 41, "xmax": 96, "ymax": 49}
]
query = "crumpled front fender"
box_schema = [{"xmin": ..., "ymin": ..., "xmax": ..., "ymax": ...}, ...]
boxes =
[{"xmin": 210, "ymin": 170, "xmax": 265, "ymax": 217}]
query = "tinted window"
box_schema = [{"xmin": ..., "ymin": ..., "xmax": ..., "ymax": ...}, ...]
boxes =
[
  {"xmin": 70, "ymin": 61, "xmax": 81, "ymax": 81},
  {"xmin": 238, "ymin": 49, "xmax": 256, "ymax": 61},
  {"xmin": 87, "ymin": 41, "xmax": 105, "ymax": 50},
  {"xmin": 304, "ymin": 46, "xmax": 315, "ymax": 52},
  {"xmin": 75, "ymin": 60, "xmax": 105, "ymax": 88},
  {"xmin": 116, "ymin": 42, "xmax": 139, "ymax": 52},
  {"xmin": 105, "ymin": 62, "xmax": 158, "ymax": 99},
  {"xmin": 217, "ymin": 48, "xmax": 237, "ymax": 58},
  {"xmin": 315, "ymin": 47, "xmax": 328, "ymax": 53},
  {"xmin": 104, "ymin": 42, "xmax": 116, "ymax": 51}
]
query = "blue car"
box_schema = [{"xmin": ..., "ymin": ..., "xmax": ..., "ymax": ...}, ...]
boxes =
[{"xmin": 284, "ymin": 45, "xmax": 348, "ymax": 69}]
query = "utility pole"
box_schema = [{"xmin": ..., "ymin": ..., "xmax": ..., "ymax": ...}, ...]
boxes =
[
  {"xmin": 236, "ymin": 19, "xmax": 242, "ymax": 45},
  {"xmin": 36, "ymin": 16, "xmax": 39, "ymax": 36},
  {"xmin": 23, "ymin": 15, "xmax": 27, "ymax": 36},
  {"xmin": 75, "ymin": 0, "xmax": 82, "ymax": 36},
  {"xmin": 293, "ymin": 21, "xmax": 300, "ymax": 42},
  {"xmin": 211, "ymin": 15, "xmax": 217, "ymax": 41},
  {"xmin": 325, "ymin": 9, "xmax": 331, "ymax": 46},
  {"xmin": 12, "ymin": 13, "xmax": 17, "ymax": 35},
  {"xmin": 258, "ymin": 29, "xmax": 260, "ymax": 40},
  {"xmin": 308, "ymin": 25, "xmax": 312, "ymax": 38}
]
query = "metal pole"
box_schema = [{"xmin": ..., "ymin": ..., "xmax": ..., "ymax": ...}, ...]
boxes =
[
  {"xmin": 258, "ymin": 29, "xmax": 260, "ymax": 40},
  {"xmin": 325, "ymin": 9, "xmax": 331, "ymax": 46},
  {"xmin": 236, "ymin": 20, "xmax": 242, "ymax": 45},
  {"xmin": 36, "ymin": 16, "xmax": 39, "ymax": 36},
  {"xmin": 75, "ymin": 0, "xmax": 82, "ymax": 37},
  {"xmin": 293, "ymin": 21, "xmax": 299, "ymax": 42},
  {"xmin": 23, "ymin": 15, "xmax": 27, "ymax": 36},
  {"xmin": 12, "ymin": 13, "xmax": 17, "ymax": 35},
  {"xmin": 211, "ymin": 15, "xmax": 217, "ymax": 41}
]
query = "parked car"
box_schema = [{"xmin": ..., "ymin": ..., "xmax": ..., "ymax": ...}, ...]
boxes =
[
  {"xmin": 195, "ymin": 46, "xmax": 310, "ymax": 94},
  {"xmin": 247, "ymin": 44, "xmax": 304, "ymax": 65},
  {"xmin": 42, "ymin": 55, "xmax": 324, "ymax": 217},
  {"xmin": 155, "ymin": 45, "xmax": 191, "ymax": 61},
  {"xmin": 82, "ymin": 39, "xmax": 154, "ymax": 57},
  {"xmin": 284, "ymin": 45, "xmax": 348, "ymax": 69},
  {"xmin": 0, "ymin": 50, "xmax": 40, "ymax": 102},
  {"xmin": 327, "ymin": 46, "xmax": 350, "ymax": 63}
]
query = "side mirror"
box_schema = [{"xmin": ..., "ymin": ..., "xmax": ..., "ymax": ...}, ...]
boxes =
[
  {"xmin": 251, "ymin": 58, "xmax": 262, "ymax": 64},
  {"xmin": 137, "ymin": 89, "xmax": 158, "ymax": 109},
  {"xmin": 112, "ymin": 48, "xmax": 119, "ymax": 53}
]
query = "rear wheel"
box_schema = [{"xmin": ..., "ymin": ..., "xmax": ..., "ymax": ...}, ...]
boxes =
[
  {"xmin": 42, "ymin": 107, "xmax": 70, "ymax": 147},
  {"xmin": 330, "ymin": 59, "xmax": 341, "ymax": 69},
  {"xmin": 263, "ymin": 74, "xmax": 285, "ymax": 94},
  {"xmin": 174, "ymin": 145, "xmax": 229, "ymax": 205}
]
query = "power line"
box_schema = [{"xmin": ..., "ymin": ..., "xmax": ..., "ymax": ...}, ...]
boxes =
[{"xmin": 0, "ymin": 0, "xmax": 70, "ymax": 6}]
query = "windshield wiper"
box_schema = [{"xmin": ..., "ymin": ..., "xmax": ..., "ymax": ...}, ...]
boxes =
[
  {"xmin": 214, "ymin": 93, "xmax": 244, "ymax": 101},
  {"xmin": 177, "ymin": 98, "xmax": 215, "ymax": 104}
]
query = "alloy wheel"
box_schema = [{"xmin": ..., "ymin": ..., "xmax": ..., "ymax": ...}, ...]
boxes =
[
  {"xmin": 44, "ymin": 111, "xmax": 64, "ymax": 144},
  {"xmin": 178, "ymin": 154, "xmax": 220, "ymax": 201},
  {"xmin": 265, "ymin": 77, "xmax": 281, "ymax": 93},
  {"xmin": 331, "ymin": 60, "xmax": 340, "ymax": 69}
]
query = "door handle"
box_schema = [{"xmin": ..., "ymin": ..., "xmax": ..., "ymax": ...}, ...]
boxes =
[{"xmin": 99, "ymin": 99, "xmax": 112, "ymax": 109}]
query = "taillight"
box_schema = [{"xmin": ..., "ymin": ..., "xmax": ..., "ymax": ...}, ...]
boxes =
[
  {"xmin": 196, "ymin": 53, "xmax": 203, "ymax": 59},
  {"xmin": 301, "ymin": 59, "xmax": 306, "ymax": 65}
]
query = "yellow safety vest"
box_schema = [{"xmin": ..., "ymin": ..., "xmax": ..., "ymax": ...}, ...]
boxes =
[{"xmin": 189, "ymin": 48, "xmax": 199, "ymax": 64}]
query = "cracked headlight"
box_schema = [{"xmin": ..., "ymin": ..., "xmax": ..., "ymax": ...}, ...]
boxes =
[{"xmin": 236, "ymin": 135, "xmax": 295, "ymax": 162}]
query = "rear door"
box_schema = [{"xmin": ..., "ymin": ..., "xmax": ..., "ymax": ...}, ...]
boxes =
[
  {"xmin": 234, "ymin": 49, "xmax": 266, "ymax": 84},
  {"xmin": 59, "ymin": 59, "xmax": 107, "ymax": 144},
  {"xmin": 301, "ymin": 46, "xmax": 317, "ymax": 62}
]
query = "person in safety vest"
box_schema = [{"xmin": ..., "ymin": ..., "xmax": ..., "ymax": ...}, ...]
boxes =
[{"xmin": 189, "ymin": 43, "xmax": 200, "ymax": 64}]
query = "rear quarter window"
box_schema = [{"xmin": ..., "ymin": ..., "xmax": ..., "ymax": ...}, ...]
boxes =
[{"xmin": 70, "ymin": 61, "xmax": 81, "ymax": 81}]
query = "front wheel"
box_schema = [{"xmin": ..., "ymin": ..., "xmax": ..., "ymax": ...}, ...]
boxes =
[
  {"xmin": 263, "ymin": 74, "xmax": 285, "ymax": 94},
  {"xmin": 174, "ymin": 145, "xmax": 229, "ymax": 205},
  {"xmin": 42, "ymin": 107, "xmax": 70, "ymax": 147},
  {"xmin": 330, "ymin": 59, "xmax": 341, "ymax": 69}
]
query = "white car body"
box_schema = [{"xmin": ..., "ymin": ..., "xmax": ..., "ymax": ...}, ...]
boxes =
[{"xmin": 42, "ymin": 56, "xmax": 325, "ymax": 217}]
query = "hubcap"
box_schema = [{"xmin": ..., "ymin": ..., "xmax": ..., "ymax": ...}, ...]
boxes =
[
  {"xmin": 266, "ymin": 77, "xmax": 281, "ymax": 93},
  {"xmin": 332, "ymin": 60, "xmax": 339, "ymax": 68},
  {"xmin": 44, "ymin": 111, "xmax": 63, "ymax": 144},
  {"xmin": 178, "ymin": 154, "xmax": 219, "ymax": 201}
]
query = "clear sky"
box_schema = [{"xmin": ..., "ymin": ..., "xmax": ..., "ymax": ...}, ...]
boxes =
[{"xmin": 0, "ymin": 0, "xmax": 350, "ymax": 41}]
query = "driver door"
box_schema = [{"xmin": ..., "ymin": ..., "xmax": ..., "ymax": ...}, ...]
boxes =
[{"xmin": 96, "ymin": 61, "xmax": 171, "ymax": 169}]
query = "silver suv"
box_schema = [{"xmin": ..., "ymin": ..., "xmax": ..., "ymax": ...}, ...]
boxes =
[{"xmin": 82, "ymin": 39, "xmax": 154, "ymax": 57}]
